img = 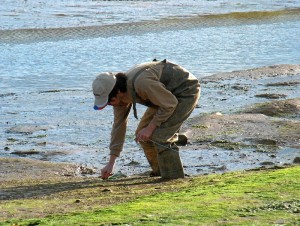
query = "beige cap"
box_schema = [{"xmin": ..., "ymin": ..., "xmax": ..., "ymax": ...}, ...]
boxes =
[{"xmin": 92, "ymin": 72, "xmax": 116, "ymax": 109}]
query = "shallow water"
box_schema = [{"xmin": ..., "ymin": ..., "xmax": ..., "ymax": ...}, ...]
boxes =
[
  {"xmin": 1, "ymin": 18, "xmax": 300, "ymax": 93},
  {"xmin": 2, "ymin": 0, "xmax": 300, "ymax": 30},
  {"xmin": 1, "ymin": 0, "xmax": 300, "ymax": 176}
]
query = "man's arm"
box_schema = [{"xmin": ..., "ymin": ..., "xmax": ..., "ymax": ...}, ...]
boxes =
[
  {"xmin": 135, "ymin": 122, "xmax": 157, "ymax": 142},
  {"xmin": 101, "ymin": 104, "xmax": 131, "ymax": 179}
]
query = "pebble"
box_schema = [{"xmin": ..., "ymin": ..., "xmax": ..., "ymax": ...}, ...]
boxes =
[
  {"xmin": 260, "ymin": 161, "xmax": 275, "ymax": 166},
  {"xmin": 293, "ymin": 157, "xmax": 300, "ymax": 164}
]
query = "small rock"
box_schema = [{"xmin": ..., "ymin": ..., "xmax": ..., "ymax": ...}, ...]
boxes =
[
  {"xmin": 275, "ymin": 219, "xmax": 285, "ymax": 225},
  {"xmin": 245, "ymin": 138, "xmax": 277, "ymax": 146},
  {"xmin": 239, "ymin": 153, "xmax": 248, "ymax": 158},
  {"xmin": 108, "ymin": 171, "xmax": 127, "ymax": 180},
  {"xmin": 211, "ymin": 165, "xmax": 227, "ymax": 171},
  {"xmin": 255, "ymin": 93, "xmax": 287, "ymax": 99},
  {"xmin": 266, "ymin": 81, "xmax": 300, "ymax": 87},
  {"xmin": 125, "ymin": 160, "xmax": 140, "ymax": 166},
  {"xmin": 217, "ymin": 165, "xmax": 227, "ymax": 171},
  {"xmin": 293, "ymin": 157, "xmax": 300, "ymax": 164},
  {"xmin": 101, "ymin": 188, "xmax": 112, "ymax": 193},
  {"xmin": 11, "ymin": 150, "xmax": 40, "ymax": 155},
  {"xmin": 260, "ymin": 161, "xmax": 275, "ymax": 166},
  {"xmin": 36, "ymin": 142, "xmax": 46, "ymax": 146},
  {"xmin": 0, "ymin": 93, "xmax": 15, "ymax": 98},
  {"xmin": 78, "ymin": 166, "xmax": 95, "ymax": 175},
  {"xmin": 231, "ymin": 85, "xmax": 249, "ymax": 91}
]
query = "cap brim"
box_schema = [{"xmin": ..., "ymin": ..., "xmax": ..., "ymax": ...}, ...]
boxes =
[{"xmin": 94, "ymin": 95, "xmax": 108, "ymax": 108}]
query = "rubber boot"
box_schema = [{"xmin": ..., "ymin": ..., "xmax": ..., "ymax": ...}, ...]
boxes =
[
  {"xmin": 176, "ymin": 133, "xmax": 188, "ymax": 146},
  {"xmin": 140, "ymin": 141, "xmax": 160, "ymax": 176},
  {"xmin": 156, "ymin": 143, "xmax": 185, "ymax": 179}
]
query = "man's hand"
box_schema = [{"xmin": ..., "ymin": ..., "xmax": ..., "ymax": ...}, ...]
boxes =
[
  {"xmin": 101, "ymin": 164, "xmax": 114, "ymax": 179},
  {"xmin": 101, "ymin": 155, "xmax": 117, "ymax": 179},
  {"xmin": 135, "ymin": 122, "xmax": 157, "ymax": 142}
]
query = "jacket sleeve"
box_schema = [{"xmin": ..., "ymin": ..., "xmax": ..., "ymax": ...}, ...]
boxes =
[
  {"xmin": 109, "ymin": 104, "xmax": 131, "ymax": 156},
  {"xmin": 135, "ymin": 72, "xmax": 178, "ymax": 127}
]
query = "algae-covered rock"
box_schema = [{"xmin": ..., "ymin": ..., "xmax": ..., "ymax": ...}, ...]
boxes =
[
  {"xmin": 182, "ymin": 113, "xmax": 300, "ymax": 148},
  {"xmin": 254, "ymin": 93, "xmax": 287, "ymax": 99},
  {"xmin": 293, "ymin": 157, "xmax": 300, "ymax": 164},
  {"xmin": 242, "ymin": 98, "xmax": 300, "ymax": 117}
]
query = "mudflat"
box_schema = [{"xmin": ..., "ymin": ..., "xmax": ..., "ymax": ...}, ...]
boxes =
[
  {"xmin": 2, "ymin": 65, "xmax": 300, "ymax": 177},
  {"xmin": 0, "ymin": 65, "xmax": 299, "ymax": 222},
  {"xmin": 1, "ymin": 64, "xmax": 299, "ymax": 181}
]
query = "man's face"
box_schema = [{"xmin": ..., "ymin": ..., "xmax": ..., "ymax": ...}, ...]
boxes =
[
  {"xmin": 108, "ymin": 92, "xmax": 128, "ymax": 107},
  {"xmin": 108, "ymin": 96, "xmax": 120, "ymax": 106}
]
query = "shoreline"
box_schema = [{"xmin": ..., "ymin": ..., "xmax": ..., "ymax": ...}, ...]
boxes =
[
  {"xmin": 1, "ymin": 64, "xmax": 299, "ymax": 181},
  {"xmin": 0, "ymin": 63, "xmax": 299, "ymax": 223}
]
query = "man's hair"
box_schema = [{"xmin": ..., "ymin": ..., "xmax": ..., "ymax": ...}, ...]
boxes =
[{"xmin": 108, "ymin": 73, "xmax": 127, "ymax": 102}]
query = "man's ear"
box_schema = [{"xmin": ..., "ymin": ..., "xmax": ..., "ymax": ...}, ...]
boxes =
[{"xmin": 118, "ymin": 91, "xmax": 126, "ymax": 97}]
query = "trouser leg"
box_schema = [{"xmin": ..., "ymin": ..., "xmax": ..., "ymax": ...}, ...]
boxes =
[
  {"xmin": 137, "ymin": 80, "xmax": 200, "ymax": 179},
  {"xmin": 139, "ymin": 141, "xmax": 160, "ymax": 175},
  {"xmin": 136, "ymin": 108, "xmax": 160, "ymax": 175},
  {"xmin": 152, "ymin": 88, "xmax": 200, "ymax": 179},
  {"xmin": 155, "ymin": 143, "xmax": 184, "ymax": 179}
]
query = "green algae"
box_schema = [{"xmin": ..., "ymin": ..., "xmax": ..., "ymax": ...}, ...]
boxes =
[
  {"xmin": 210, "ymin": 140, "xmax": 244, "ymax": 150},
  {"xmin": 1, "ymin": 166, "xmax": 299, "ymax": 226}
]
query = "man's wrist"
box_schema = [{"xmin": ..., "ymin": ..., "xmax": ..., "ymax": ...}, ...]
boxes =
[{"xmin": 109, "ymin": 154, "xmax": 118, "ymax": 163}]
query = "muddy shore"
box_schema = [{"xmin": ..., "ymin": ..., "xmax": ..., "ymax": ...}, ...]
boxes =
[{"xmin": 1, "ymin": 64, "xmax": 299, "ymax": 182}]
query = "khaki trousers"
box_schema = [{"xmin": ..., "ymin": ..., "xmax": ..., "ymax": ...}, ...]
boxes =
[{"xmin": 136, "ymin": 82, "xmax": 200, "ymax": 179}]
